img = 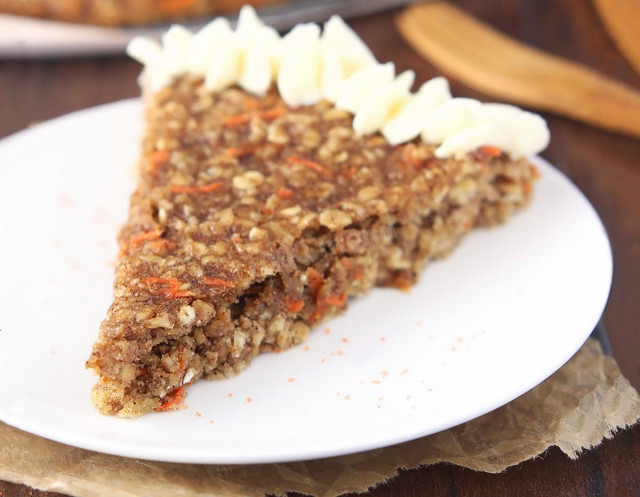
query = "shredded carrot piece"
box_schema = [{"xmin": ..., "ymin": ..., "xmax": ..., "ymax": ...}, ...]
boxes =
[
  {"xmin": 224, "ymin": 145, "xmax": 261, "ymax": 158},
  {"xmin": 323, "ymin": 293, "xmax": 347, "ymax": 306},
  {"xmin": 169, "ymin": 181, "xmax": 223, "ymax": 194},
  {"xmin": 464, "ymin": 221, "xmax": 473, "ymax": 230},
  {"xmin": 479, "ymin": 145, "xmax": 502, "ymax": 157},
  {"xmin": 223, "ymin": 106, "xmax": 287, "ymax": 126},
  {"xmin": 256, "ymin": 106, "xmax": 286, "ymax": 121},
  {"xmin": 172, "ymin": 290, "xmax": 197, "ymax": 298},
  {"xmin": 530, "ymin": 164, "xmax": 542, "ymax": 179},
  {"xmin": 120, "ymin": 228, "xmax": 164, "ymax": 255},
  {"xmin": 277, "ymin": 187, "xmax": 293, "ymax": 199},
  {"xmin": 242, "ymin": 96, "xmax": 264, "ymax": 110},
  {"xmin": 143, "ymin": 277, "xmax": 174, "ymax": 284},
  {"xmin": 142, "ymin": 277, "xmax": 196, "ymax": 298},
  {"xmin": 309, "ymin": 294, "xmax": 346, "ymax": 321},
  {"xmin": 344, "ymin": 166, "xmax": 358, "ymax": 180},
  {"xmin": 307, "ymin": 268, "xmax": 324, "ymax": 300},
  {"xmin": 392, "ymin": 274, "xmax": 412, "ymax": 292},
  {"xmin": 310, "ymin": 305, "xmax": 328, "ymax": 322},
  {"xmin": 149, "ymin": 149, "xmax": 170, "ymax": 176},
  {"xmin": 353, "ymin": 266, "xmax": 364, "ymax": 281},
  {"xmin": 287, "ymin": 156, "xmax": 333, "ymax": 178},
  {"xmin": 147, "ymin": 239, "xmax": 176, "ymax": 255},
  {"xmin": 339, "ymin": 257, "xmax": 354, "ymax": 269},
  {"xmin": 203, "ymin": 277, "xmax": 235, "ymax": 288},
  {"xmin": 129, "ymin": 228, "xmax": 163, "ymax": 248},
  {"xmin": 401, "ymin": 143, "xmax": 423, "ymax": 167},
  {"xmin": 156, "ymin": 387, "xmax": 185, "ymax": 412},
  {"xmin": 179, "ymin": 358, "xmax": 186, "ymax": 372},
  {"xmin": 242, "ymin": 95, "xmax": 279, "ymax": 110},
  {"xmin": 170, "ymin": 291, "xmax": 195, "ymax": 298},
  {"xmin": 284, "ymin": 297, "xmax": 305, "ymax": 313},
  {"xmin": 523, "ymin": 182, "xmax": 533, "ymax": 194}
]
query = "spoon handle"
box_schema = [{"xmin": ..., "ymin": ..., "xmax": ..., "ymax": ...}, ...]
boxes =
[{"xmin": 396, "ymin": 2, "xmax": 640, "ymax": 140}]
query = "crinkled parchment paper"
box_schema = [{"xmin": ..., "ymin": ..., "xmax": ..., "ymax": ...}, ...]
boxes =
[{"xmin": 1, "ymin": 339, "xmax": 639, "ymax": 497}]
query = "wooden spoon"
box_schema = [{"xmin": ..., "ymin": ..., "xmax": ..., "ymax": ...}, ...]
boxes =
[
  {"xmin": 593, "ymin": 0, "xmax": 640, "ymax": 77},
  {"xmin": 396, "ymin": 2, "xmax": 640, "ymax": 140}
]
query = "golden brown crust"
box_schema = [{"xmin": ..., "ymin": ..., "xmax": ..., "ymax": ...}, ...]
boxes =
[
  {"xmin": 86, "ymin": 75, "xmax": 538, "ymax": 417},
  {"xmin": 0, "ymin": 0, "xmax": 281, "ymax": 26}
]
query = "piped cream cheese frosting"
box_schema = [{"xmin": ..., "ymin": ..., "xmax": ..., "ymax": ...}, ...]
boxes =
[{"xmin": 127, "ymin": 6, "xmax": 549, "ymax": 159}]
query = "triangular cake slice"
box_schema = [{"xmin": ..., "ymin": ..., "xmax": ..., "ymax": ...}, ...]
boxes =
[{"xmin": 87, "ymin": 7, "xmax": 549, "ymax": 417}]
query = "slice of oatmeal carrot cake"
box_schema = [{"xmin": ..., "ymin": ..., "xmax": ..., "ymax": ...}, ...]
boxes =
[{"xmin": 86, "ymin": 7, "xmax": 548, "ymax": 417}]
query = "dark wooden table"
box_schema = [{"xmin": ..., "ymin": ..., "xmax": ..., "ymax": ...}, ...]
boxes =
[{"xmin": 1, "ymin": 0, "xmax": 639, "ymax": 495}]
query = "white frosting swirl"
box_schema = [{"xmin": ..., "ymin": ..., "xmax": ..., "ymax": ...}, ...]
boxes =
[{"xmin": 126, "ymin": 6, "xmax": 549, "ymax": 158}]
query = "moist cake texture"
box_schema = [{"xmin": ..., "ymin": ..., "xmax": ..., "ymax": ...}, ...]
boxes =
[{"xmin": 86, "ymin": 76, "xmax": 539, "ymax": 417}]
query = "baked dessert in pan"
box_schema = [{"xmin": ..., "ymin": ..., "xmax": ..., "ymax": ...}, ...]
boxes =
[{"xmin": 0, "ymin": 0, "xmax": 280, "ymax": 26}]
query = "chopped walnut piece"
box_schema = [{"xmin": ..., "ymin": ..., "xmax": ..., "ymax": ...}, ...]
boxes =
[{"xmin": 319, "ymin": 209, "xmax": 353, "ymax": 230}]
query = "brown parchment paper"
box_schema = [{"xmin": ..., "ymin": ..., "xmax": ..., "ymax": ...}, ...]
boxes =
[{"xmin": 1, "ymin": 338, "xmax": 639, "ymax": 497}]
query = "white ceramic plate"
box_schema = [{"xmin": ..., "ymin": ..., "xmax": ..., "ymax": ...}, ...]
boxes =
[{"xmin": 0, "ymin": 100, "xmax": 612, "ymax": 464}]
